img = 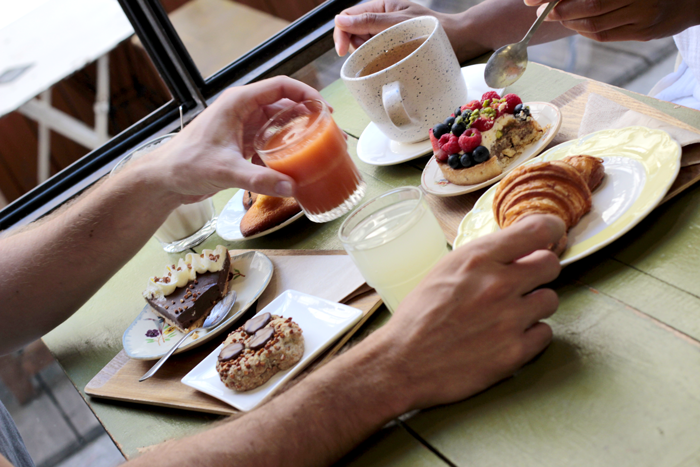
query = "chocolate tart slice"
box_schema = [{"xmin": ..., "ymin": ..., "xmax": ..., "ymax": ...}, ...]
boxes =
[{"xmin": 146, "ymin": 253, "xmax": 230, "ymax": 332}]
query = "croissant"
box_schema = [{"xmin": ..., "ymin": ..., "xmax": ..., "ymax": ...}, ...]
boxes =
[{"xmin": 493, "ymin": 155, "xmax": 604, "ymax": 255}]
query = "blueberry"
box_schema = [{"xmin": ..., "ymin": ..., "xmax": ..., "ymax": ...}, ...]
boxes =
[
  {"xmin": 514, "ymin": 103, "xmax": 524, "ymax": 114},
  {"xmin": 462, "ymin": 109, "xmax": 472, "ymax": 120},
  {"xmin": 448, "ymin": 154, "xmax": 461, "ymax": 169},
  {"xmin": 455, "ymin": 107, "xmax": 462, "ymax": 117},
  {"xmin": 433, "ymin": 123, "xmax": 450, "ymax": 139},
  {"xmin": 472, "ymin": 146, "xmax": 490, "ymax": 163},
  {"xmin": 460, "ymin": 152, "xmax": 473, "ymax": 168},
  {"xmin": 444, "ymin": 116, "xmax": 456, "ymax": 127},
  {"xmin": 451, "ymin": 122, "xmax": 467, "ymax": 137},
  {"xmin": 514, "ymin": 104, "xmax": 530, "ymax": 120}
]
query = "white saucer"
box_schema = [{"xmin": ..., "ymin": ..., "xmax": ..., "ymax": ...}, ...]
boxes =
[
  {"xmin": 216, "ymin": 190, "xmax": 305, "ymax": 241},
  {"xmin": 357, "ymin": 64, "xmax": 505, "ymax": 166}
]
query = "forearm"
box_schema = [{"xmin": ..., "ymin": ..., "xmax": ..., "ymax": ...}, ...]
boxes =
[
  {"xmin": 444, "ymin": 0, "xmax": 575, "ymax": 63},
  {"xmin": 0, "ymin": 162, "xmax": 181, "ymax": 353},
  {"xmin": 129, "ymin": 330, "xmax": 408, "ymax": 467}
]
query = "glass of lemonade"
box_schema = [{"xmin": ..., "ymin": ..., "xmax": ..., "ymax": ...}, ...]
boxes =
[
  {"xmin": 254, "ymin": 99, "xmax": 366, "ymax": 223},
  {"xmin": 339, "ymin": 186, "xmax": 448, "ymax": 313}
]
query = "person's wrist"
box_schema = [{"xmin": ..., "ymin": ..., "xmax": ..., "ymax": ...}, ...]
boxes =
[
  {"xmin": 338, "ymin": 327, "xmax": 418, "ymax": 418},
  {"xmin": 440, "ymin": 10, "xmax": 490, "ymax": 63},
  {"xmin": 117, "ymin": 154, "xmax": 186, "ymax": 212}
]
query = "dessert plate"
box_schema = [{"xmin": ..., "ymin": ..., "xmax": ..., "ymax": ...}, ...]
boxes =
[
  {"xmin": 421, "ymin": 101, "xmax": 562, "ymax": 197},
  {"xmin": 356, "ymin": 64, "xmax": 505, "ymax": 166},
  {"xmin": 216, "ymin": 189, "xmax": 305, "ymax": 241},
  {"xmin": 123, "ymin": 251, "xmax": 273, "ymax": 360},
  {"xmin": 453, "ymin": 127, "xmax": 681, "ymax": 266},
  {"xmin": 182, "ymin": 290, "xmax": 364, "ymax": 412}
]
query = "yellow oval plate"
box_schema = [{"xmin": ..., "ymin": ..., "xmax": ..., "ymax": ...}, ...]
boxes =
[{"xmin": 453, "ymin": 127, "xmax": 681, "ymax": 265}]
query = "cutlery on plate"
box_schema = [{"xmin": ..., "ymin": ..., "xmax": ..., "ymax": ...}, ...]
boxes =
[
  {"xmin": 484, "ymin": 1, "xmax": 559, "ymax": 88},
  {"xmin": 139, "ymin": 290, "xmax": 237, "ymax": 382}
]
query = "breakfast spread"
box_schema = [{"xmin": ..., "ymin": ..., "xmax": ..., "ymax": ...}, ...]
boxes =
[
  {"xmin": 216, "ymin": 312, "xmax": 304, "ymax": 391},
  {"xmin": 493, "ymin": 155, "xmax": 605, "ymax": 255},
  {"xmin": 430, "ymin": 91, "xmax": 544, "ymax": 185},
  {"xmin": 143, "ymin": 245, "xmax": 231, "ymax": 332},
  {"xmin": 240, "ymin": 192, "xmax": 302, "ymax": 237}
]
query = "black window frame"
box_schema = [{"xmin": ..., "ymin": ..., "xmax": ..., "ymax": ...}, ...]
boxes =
[{"xmin": 0, "ymin": 0, "xmax": 362, "ymax": 230}]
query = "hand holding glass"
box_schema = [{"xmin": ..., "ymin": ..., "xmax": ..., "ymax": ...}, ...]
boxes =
[{"xmin": 254, "ymin": 99, "xmax": 365, "ymax": 223}]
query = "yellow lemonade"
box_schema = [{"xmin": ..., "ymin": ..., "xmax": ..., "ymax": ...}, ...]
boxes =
[{"xmin": 342, "ymin": 193, "xmax": 448, "ymax": 312}]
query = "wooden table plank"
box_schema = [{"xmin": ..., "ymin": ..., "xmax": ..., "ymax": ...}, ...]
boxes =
[{"xmin": 405, "ymin": 281, "xmax": 700, "ymax": 466}]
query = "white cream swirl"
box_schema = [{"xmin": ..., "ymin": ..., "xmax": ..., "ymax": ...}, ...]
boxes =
[{"xmin": 143, "ymin": 245, "xmax": 228, "ymax": 300}]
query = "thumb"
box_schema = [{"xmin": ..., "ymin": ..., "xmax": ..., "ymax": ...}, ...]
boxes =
[
  {"xmin": 230, "ymin": 161, "xmax": 297, "ymax": 198},
  {"xmin": 334, "ymin": 12, "xmax": 402, "ymax": 36}
]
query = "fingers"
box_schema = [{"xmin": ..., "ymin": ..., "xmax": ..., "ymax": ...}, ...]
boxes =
[
  {"xmin": 520, "ymin": 322, "xmax": 553, "ymax": 361},
  {"xmin": 521, "ymin": 288, "xmax": 559, "ymax": 327},
  {"xmin": 228, "ymin": 159, "xmax": 297, "ymax": 197},
  {"xmin": 334, "ymin": 11, "xmax": 405, "ymax": 37},
  {"xmin": 333, "ymin": 23, "xmax": 351, "ymax": 56},
  {"xmin": 249, "ymin": 77, "xmax": 325, "ymax": 109},
  {"xmin": 511, "ymin": 249, "xmax": 562, "ymax": 294},
  {"xmin": 545, "ymin": 0, "xmax": 623, "ymax": 23},
  {"xmin": 485, "ymin": 215, "xmax": 566, "ymax": 264}
]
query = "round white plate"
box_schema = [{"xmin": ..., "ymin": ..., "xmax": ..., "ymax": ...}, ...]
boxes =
[
  {"xmin": 122, "ymin": 251, "xmax": 273, "ymax": 360},
  {"xmin": 421, "ymin": 102, "xmax": 562, "ymax": 197},
  {"xmin": 356, "ymin": 64, "xmax": 505, "ymax": 166},
  {"xmin": 453, "ymin": 127, "xmax": 681, "ymax": 266},
  {"xmin": 216, "ymin": 190, "xmax": 305, "ymax": 242}
]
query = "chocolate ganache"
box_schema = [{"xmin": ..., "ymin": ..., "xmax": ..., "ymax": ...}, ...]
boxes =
[{"xmin": 144, "ymin": 246, "xmax": 231, "ymax": 331}]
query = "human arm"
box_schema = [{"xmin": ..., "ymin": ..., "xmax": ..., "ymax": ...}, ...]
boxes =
[
  {"xmin": 526, "ymin": 0, "xmax": 700, "ymax": 42},
  {"xmin": 0, "ymin": 77, "xmax": 325, "ymax": 355},
  {"xmin": 126, "ymin": 214, "xmax": 565, "ymax": 467},
  {"xmin": 333, "ymin": 0, "xmax": 574, "ymax": 63}
]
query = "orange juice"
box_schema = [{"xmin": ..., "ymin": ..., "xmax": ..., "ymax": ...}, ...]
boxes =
[{"xmin": 255, "ymin": 100, "xmax": 365, "ymax": 222}]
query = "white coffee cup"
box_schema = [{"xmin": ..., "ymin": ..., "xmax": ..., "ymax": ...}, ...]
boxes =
[{"xmin": 340, "ymin": 16, "xmax": 467, "ymax": 144}]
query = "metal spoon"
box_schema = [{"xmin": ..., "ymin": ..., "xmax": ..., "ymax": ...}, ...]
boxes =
[
  {"xmin": 484, "ymin": 1, "xmax": 559, "ymax": 88},
  {"xmin": 139, "ymin": 290, "xmax": 237, "ymax": 382}
]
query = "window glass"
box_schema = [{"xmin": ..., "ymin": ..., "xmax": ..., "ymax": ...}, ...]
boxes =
[
  {"xmin": 0, "ymin": 0, "xmax": 171, "ymax": 204},
  {"xmin": 162, "ymin": 0, "xmax": 327, "ymax": 80}
]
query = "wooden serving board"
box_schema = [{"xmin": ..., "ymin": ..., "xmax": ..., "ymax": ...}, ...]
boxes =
[
  {"xmin": 85, "ymin": 250, "xmax": 383, "ymax": 415},
  {"xmin": 424, "ymin": 82, "xmax": 700, "ymax": 244}
]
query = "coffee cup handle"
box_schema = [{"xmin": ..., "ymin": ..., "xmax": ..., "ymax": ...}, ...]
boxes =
[{"xmin": 382, "ymin": 82, "xmax": 413, "ymax": 128}]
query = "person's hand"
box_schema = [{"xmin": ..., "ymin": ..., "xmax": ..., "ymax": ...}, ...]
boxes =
[
  {"xmin": 131, "ymin": 76, "xmax": 327, "ymax": 203},
  {"xmin": 525, "ymin": 0, "xmax": 700, "ymax": 42},
  {"xmin": 368, "ymin": 214, "xmax": 564, "ymax": 412},
  {"xmin": 333, "ymin": 0, "xmax": 453, "ymax": 56}
]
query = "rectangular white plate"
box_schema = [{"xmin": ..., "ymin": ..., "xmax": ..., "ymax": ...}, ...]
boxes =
[{"xmin": 181, "ymin": 290, "xmax": 363, "ymax": 412}]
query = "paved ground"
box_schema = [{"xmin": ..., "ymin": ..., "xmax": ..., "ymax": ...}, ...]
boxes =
[{"xmin": 0, "ymin": 2, "xmax": 683, "ymax": 466}]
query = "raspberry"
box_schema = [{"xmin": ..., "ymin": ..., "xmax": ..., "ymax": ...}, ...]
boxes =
[
  {"xmin": 481, "ymin": 91, "xmax": 501, "ymax": 103},
  {"xmin": 435, "ymin": 148, "xmax": 448, "ymax": 162},
  {"xmin": 502, "ymin": 93, "xmax": 522, "ymax": 114},
  {"xmin": 458, "ymin": 128, "xmax": 482, "ymax": 153},
  {"xmin": 442, "ymin": 134, "xmax": 461, "ymax": 155},
  {"xmin": 438, "ymin": 133, "xmax": 451, "ymax": 150},
  {"xmin": 429, "ymin": 129, "xmax": 440, "ymax": 153},
  {"xmin": 471, "ymin": 117, "xmax": 494, "ymax": 132},
  {"xmin": 462, "ymin": 100, "xmax": 482, "ymax": 111}
]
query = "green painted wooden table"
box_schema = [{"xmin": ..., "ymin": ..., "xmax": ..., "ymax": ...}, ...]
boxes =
[{"xmin": 43, "ymin": 62, "xmax": 700, "ymax": 466}]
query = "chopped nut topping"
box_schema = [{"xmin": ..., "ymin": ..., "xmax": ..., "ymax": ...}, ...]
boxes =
[
  {"xmin": 180, "ymin": 299, "xmax": 184, "ymax": 303},
  {"xmin": 163, "ymin": 277, "xmax": 171, "ymax": 283}
]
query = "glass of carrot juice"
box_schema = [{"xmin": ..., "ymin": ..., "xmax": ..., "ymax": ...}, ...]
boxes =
[{"xmin": 254, "ymin": 99, "xmax": 366, "ymax": 223}]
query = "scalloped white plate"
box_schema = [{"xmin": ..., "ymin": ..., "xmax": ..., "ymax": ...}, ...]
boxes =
[
  {"xmin": 122, "ymin": 251, "xmax": 273, "ymax": 360},
  {"xmin": 453, "ymin": 127, "xmax": 681, "ymax": 266},
  {"xmin": 421, "ymin": 102, "xmax": 562, "ymax": 197}
]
